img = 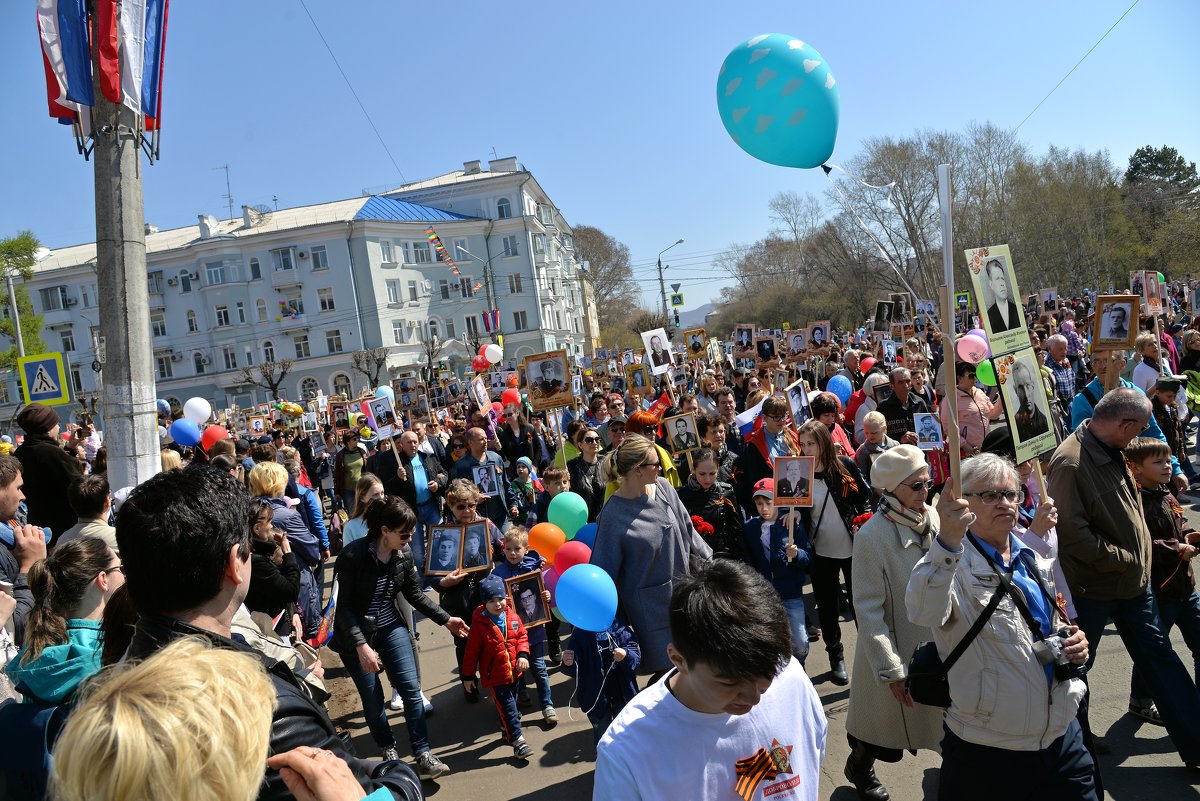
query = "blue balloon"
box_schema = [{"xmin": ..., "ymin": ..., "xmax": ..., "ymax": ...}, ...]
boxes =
[
  {"xmin": 717, "ymin": 33, "xmax": 840, "ymax": 169},
  {"xmin": 555, "ymin": 564, "xmax": 618, "ymax": 632},
  {"xmin": 156, "ymin": 398, "xmax": 170, "ymax": 416},
  {"xmin": 169, "ymin": 418, "xmax": 201, "ymax": 447},
  {"xmin": 827, "ymin": 374, "xmax": 853, "ymax": 404},
  {"xmin": 571, "ymin": 522, "xmax": 598, "ymax": 549},
  {"xmin": 374, "ymin": 385, "xmax": 395, "ymax": 406}
]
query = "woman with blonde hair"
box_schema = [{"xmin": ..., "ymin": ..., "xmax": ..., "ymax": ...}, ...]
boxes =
[
  {"xmin": 159, "ymin": 448, "xmax": 181, "ymax": 472},
  {"xmin": 591, "ymin": 434, "xmax": 712, "ymax": 676},
  {"xmin": 343, "ymin": 472, "xmax": 385, "ymax": 546},
  {"xmin": 249, "ymin": 461, "xmax": 321, "ymax": 636}
]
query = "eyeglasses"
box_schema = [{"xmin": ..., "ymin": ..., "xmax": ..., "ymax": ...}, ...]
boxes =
[
  {"xmin": 453, "ymin": 502, "xmax": 478, "ymax": 509},
  {"xmin": 965, "ymin": 489, "xmax": 1025, "ymax": 505},
  {"xmin": 581, "ymin": 437, "xmax": 601, "ymax": 444},
  {"xmin": 103, "ymin": 564, "xmax": 124, "ymax": 575},
  {"xmin": 640, "ymin": 459, "xmax": 662, "ymax": 471},
  {"xmin": 451, "ymin": 442, "xmax": 467, "ymax": 449},
  {"xmin": 903, "ymin": 479, "xmax": 936, "ymax": 492},
  {"xmin": 765, "ymin": 414, "xmax": 787, "ymax": 422}
]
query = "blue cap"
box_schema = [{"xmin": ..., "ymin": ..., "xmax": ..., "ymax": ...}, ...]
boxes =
[{"xmin": 480, "ymin": 574, "xmax": 507, "ymax": 601}]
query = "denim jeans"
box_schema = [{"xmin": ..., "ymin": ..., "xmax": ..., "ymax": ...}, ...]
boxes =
[
  {"xmin": 413, "ymin": 500, "xmax": 441, "ymax": 586},
  {"xmin": 490, "ymin": 679, "xmax": 524, "ymax": 743},
  {"xmin": 341, "ymin": 621, "xmax": 429, "ymax": 757},
  {"xmin": 782, "ymin": 597, "xmax": 810, "ymax": 664},
  {"xmin": 1074, "ymin": 590, "xmax": 1200, "ymax": 763},
  {"xmin": 939, "ymin": 720, "xmax": 1097, "ymax": 801},
  {"xmin": 1129, "ymin": 590, "xmax": 1200, "ymax": 700},
  {"xmin": 521, "ymin": 641, "xmax": 553, "ymax": 709}
]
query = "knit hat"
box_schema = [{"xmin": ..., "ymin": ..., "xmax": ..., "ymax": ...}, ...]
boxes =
[
  {"xmin": 752, "ymin": 478, "xmax": 774, "ymax": 500},
  {"xmin": 480, "ymin": 574, "xmax": 507, "ymax": 601},
  {"xmin": 516, "ymin": 456, "xmax": 535, "ymax": 476},
  {"xmin": 870, "ymin": 444, "xmax": 928, "ymax": 493},
  {"xmin": 16, "ymin": 403, "xmax": 59, "ymax": 435}
]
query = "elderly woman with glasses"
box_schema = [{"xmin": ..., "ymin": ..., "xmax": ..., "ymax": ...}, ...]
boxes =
[
  {"xmin": 842, "ymin": 446, "xmax": 945, "ymax": 801},
  {"xmin": 908, "ymin": 455, "xmax": 1093, "ymax": 801},
  {"xmin": 568, "ymin": 425, "xmax": 607, "ymax": 522},
  {"xmin": 591, "ymin": 434, "xmax": 712, "ymax": 677}
]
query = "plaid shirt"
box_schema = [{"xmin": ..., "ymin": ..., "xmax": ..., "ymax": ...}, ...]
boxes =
[{"xmin": 1047, "ymin": 357, "xmax": 1076, "ymax": 405}]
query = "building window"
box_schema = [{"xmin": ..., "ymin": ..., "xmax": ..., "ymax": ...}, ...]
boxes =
[
  {"xmin": 318, "ymin": 288, "xmax": 335, "ymax": 311},
  {"xmin": 249, "ymin": 258, "xmax": 261, "ymax": 280},
  {"xmin": 325, "ymin": 329, "xmax": 343, "ymax": 353},
  {"xmin": 206, "ymin": 261, "xmax": 227, "ymax": 285},
  {"xmin": 412, "ymin": 241, "xmax": 432, "ymax": 263},
  {"xmin": 81, "ymin": 283, "xmax": 97, "ymax": 307},
  {"xmin": 283, "ymin": 293, "xmax": 304, "ymax": 315},
  {"xmin": 332, "ymin": 373, "xmax": 352, "ymax": 396},
  {"xmin": 300, "ymin": 377, "xmax": 320, "ymax": 399},
  {"xmin": 408, "ymin": 281, "xmax": 418, "ymax": 301},
  {"xmin": 236, "ymin": 302, "xmax": 246, "ymax": 324},
  {"xmin": 392, "ymin": 320, "xmax": 406, "ymax": 344},
  {"xmin": 502, "ymin": 235, "xmax": 519, "ymax": 257},
  {"xmin": 555, "ymin": 311, "xmax": 563, "ymax": 329},
  {"xmin": 186, "ymin": 310, "xmax": 198, "ymax": 333},
  {"xmin": 439, "ymin": 279, "xmax": 450, "ymax": 300},
  {"xmin": 465, "ymin": 315, "xmax": 480, "ymax": 336},
  {"xmin": 386, "ymin": 280, "xmax": 400, "ymax": 304},
  {"xmin": 179, "ymin": 271, "xmax": 192, "ymax": 293},
  {"xmin": 147, "ymin": 272, "xmax": 163, "ymax": 294},
  {"xmin": 215, "ymin": 305, "xmax": 230, "ymax": 327},
  {"xmin": 256, "ymin": 299, "xmax": 268, "ymax": 322},
  {"xmin": 380, "ymin": 240, "xmax": 394, "ymax": 263},
  {"xmin": 508, "ymin": 274, "xmax": 523, "ymax": 294},
  {"xmin": 60, "ymin": 329, "xmax": 75, "ymax": 352},
  {"xmin": 398, "ymin": 241, "xmax": 411, "ymax": 263},
  {"xmin": 39, "ymin": 286, "xmax": 68, "ymax": 311},
  {"xmin": 150, "ymin": 311, "xmax": 167, "ymax": 337},
  {"xmin": 70, "ymin": 368, "xmax": 83, "ymax": 395},
  {"xmin": 428, "ymin": 320, "xmax": 439, "ymax": 341},
  {"xmin": 310, "ymin": 245, "xmax": 329, "ymax": 270},
  {"xmin": 537, "ymin": 203, "xmax": 553, "ymax": 225},
  {"xmin": 293, "ymin": 334, "xmax": 310, "ymax": 359},
  {"xmin": 445, "ymin": 319, "xmax": 456, "ymax": 339},
  {"xmin": 244, "ymin": 348, "xmax": 254, "ymax": 366},
  {"xmin": 222, "ymin": 345, "xmax": 237, "ymax": 370},
  {"xmin": 271, "ymin": 248, "xmax": 295, "ymax": 271},
  {"xmin": 533, "ymin": 233, "xmax": 546, "ymax": 254},
  {"xmin": 513, "ymin": 310, "xmax": 528, "ymax": 331},
  {"xmin": 459, "ymin": 277, "xmax": 475, "ymax": 298},
  {"xmin": 497, "ymin": 197, "xmax": 512, "ymax": 219},
  {"xmin": 194, "ymin": 353, "xmax": 206, "ymax": 374},
  {"xmin": 156, "ymin": 355, "xmax": 173, "ymax": 380},
  {"xmin": 453, "ymin": 239, "xmax": 468, "ymax": 261},
  {"xmin": 263, "ymin": 340, "xmax": 276, "ymax": 362}
]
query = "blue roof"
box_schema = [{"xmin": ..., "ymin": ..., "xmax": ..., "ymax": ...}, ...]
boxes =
[{"xmin": 353, "ymin": 196, "xmax": 479, "ymax": 223}]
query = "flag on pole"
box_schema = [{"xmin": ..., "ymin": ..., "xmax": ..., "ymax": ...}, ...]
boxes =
[
  {"xmin": 482, "ymin": 309, "xmax": 501, "ymax": 333},
  {"xmin": 735, "ymin": 398, "xmax": 766, "ymax": 437},
  {"xmin": 304, "ymin": 579, "xmax": 338, "ymax": 649}
]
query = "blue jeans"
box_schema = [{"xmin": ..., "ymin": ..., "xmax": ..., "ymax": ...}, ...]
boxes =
[
  {"xmin": 413, "ymin": 500, "xmax": 441, "ymax": 586},
  {"xmin": 1074, "ymin": 590, "xmax": 1200, "ymax": 763},
  {"xmin": 1129, "ymin": 590, "xmax": 1200, "ymax": 700},
  {"xmin": 521, "ymin": 641, "xmax": 553, "ymax": 709},
  {"xmin": 490, "ymin": 679, "xmax": 524, "ymax": 743},
  {"xmin": 939, "ymin": 720, "xmax": 1097, "ymax": 801},
  {"xmin": 341, "ymin": 621, "xmax": 429, "ymax": 756},
  {"xmin": 782, "ymin": 597, "xmax": 810, "ymax": 664}
]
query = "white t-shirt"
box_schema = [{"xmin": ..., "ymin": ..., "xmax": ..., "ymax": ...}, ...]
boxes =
[
  {"xmin": 595, "ymin": 659, "xmax": 827, "ymax": 801},
  {"xmin": 810, "ymin": 481, "xmax": 853, "ymax": 560}
]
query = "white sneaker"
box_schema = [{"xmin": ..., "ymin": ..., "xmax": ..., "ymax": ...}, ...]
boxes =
[
  {"xmin": 422, "ymin": 692, "xmax": 434, "ymax": 715},
  {"xmin": 388, "ymin": 688, "xmax": 403, "ymax": 711}
]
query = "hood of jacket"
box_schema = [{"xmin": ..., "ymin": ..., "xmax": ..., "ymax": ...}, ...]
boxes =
[{"xmin": 7, "ymin": 619, "xmax": 103, "ymax": 703}]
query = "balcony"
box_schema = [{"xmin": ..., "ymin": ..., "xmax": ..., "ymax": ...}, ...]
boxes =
[
  {"xmin": 279, "ymin": 312, "xmax": 308, "ymax": 332},
  {"xmin": 271, "ymin": 268, "xmax": 303, "ymax": 290}
]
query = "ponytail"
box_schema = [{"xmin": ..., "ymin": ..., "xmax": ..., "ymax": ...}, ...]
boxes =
[{"xmin": 19, "ymin": 536, "xmax": 112, "ymax": 664}]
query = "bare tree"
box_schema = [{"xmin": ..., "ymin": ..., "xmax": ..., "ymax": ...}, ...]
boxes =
[
  {"xmin": 768, "ymin": 191, "xmax": 823, "ymax": 242},
  {"xmin": 421, "ymin": 335, "xmax": 447, "ymax": 385},
  {"xmin": 238, "ymin": 360, "xmax": 295, "ymax": 400},
  {"xmin": 573, "ymin": 225, "xmax": 639, "ymax": 327},
  {"xmin": 350, "ymin": 347, "xmax": 391, "ymax": 388}
]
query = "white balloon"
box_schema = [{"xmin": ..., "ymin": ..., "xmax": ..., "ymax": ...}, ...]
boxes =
[
  {"xmin": 484, "ymin": 343, "xmax": 503, "ymax": 364},
  {"xmin": 183, "ymin": 397, "xmax": 212, "ymax": 424}
]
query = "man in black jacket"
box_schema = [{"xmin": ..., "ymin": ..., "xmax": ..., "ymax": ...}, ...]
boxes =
[
  {"xmin": 13, "ymin": 403, "xmax": 84, "ymax": 543},
  {"xmin": 116, "ymin": 467, "xmax": 427, "ymax": 799}
]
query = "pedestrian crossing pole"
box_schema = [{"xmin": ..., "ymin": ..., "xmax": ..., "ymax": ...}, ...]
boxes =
[{"xmin": 937, "ymin": 164, "xmax": 961, "ymax": 496}]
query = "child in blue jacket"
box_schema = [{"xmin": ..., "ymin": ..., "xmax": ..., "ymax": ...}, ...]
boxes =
[
  {"xmin": 741, "ymin": 478, "xmax": 812, "ymax": 666},
  {"xmin": 561, "ymin": 615, "xmax": 641, "ymax": 745}
]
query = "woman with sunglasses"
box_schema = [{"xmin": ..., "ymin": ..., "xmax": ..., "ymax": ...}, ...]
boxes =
[
  {"xmin": 445, "ymin": 435, "xmax": 469, "ymax": 472},
  {"xmin": 842, "ymin": 445, "xmax": 945, "ymax": 801},
  {"xmin": 568, "ymin": 426, "xmax": 606, "ymax": 522},
  {"xmin": 330, "ymin": 496, "xmax": 468, "ymax": 779},
  {"xmin": 942, "ymin": 360, "xmax": 1001, "ymax": 458}
]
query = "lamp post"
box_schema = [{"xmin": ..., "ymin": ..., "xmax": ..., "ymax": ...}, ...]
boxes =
[
  {"xmin": 458, "ymin": 246, "xmax": 503, "ymax": 341},
  {"xmin": 657, "ymin": 239, "xmax": 684, "ymax": 334}
]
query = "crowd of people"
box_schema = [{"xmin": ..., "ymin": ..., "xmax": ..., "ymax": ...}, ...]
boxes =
[{"xmin": 3, "ymin": 285, "xmax": 1200, "ymax": 799}]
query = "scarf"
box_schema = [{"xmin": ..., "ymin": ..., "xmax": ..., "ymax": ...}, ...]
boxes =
[{"xmin": 880, "ymin": 494, "xmax": 932, "ymax": 540}]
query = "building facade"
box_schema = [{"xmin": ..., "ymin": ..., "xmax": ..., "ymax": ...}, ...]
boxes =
[{"xmin": 4, "ymin": 157, "xmax": 596, "ymax": 424}]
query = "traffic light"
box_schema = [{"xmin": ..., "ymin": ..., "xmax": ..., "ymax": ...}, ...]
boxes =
[{"xmin": 673, "ymin": 309, "xmax": 680, "ymax": 328}]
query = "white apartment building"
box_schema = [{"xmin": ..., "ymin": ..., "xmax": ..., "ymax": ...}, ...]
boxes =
[{"xmin": 4, "ymin": 157, "xmax": 597, "ymax": 424}]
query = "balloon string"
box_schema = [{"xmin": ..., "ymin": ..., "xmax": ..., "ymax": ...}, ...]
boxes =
[{"xmin": 821, "ymin": 164, "xmax": 922, "ymax": 303}]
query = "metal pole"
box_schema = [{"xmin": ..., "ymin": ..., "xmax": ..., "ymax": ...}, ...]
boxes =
[
  {"xmin": 657, "ymin": 257, "xmax": 669, "ymax": 326},
  {"xmin": 6, "ymin": 275, "xmax": 24, "ymax": 358},
  {"xmin": 937, "ymin": 164, "xmax": 961, "ymax": 495},
  {"xmin": 91, "ymin": 38, "xmax": 160, "ymax": 489}
]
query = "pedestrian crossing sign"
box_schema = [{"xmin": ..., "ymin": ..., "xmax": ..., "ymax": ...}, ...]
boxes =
[{"xmin": 18, "ymin": 352, "xmax": 71, "ymax": 406}]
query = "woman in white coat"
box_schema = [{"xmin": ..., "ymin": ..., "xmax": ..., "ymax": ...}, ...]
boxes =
[{"xmin": 844, "ymin": 445, "xmax": 944, "ymax": 801}]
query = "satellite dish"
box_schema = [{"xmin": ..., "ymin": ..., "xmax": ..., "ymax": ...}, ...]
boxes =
[{"xmin": 246, "ymin": 204, "xmax": 273, "ymax": 226}]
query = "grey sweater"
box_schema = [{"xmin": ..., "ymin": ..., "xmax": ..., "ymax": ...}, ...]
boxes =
[{"xmin": 592, "ymin": 478, "xmax": 713, "ymax": 673}]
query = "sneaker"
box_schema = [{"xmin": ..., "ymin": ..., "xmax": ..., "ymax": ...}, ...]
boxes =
[
  {"xmin": 513, "ymin": 738, "xmax": 534, "ymax": 760},
  {"xmin": 388, "ymin": 689, "xmax": 403, "ymax": 711},
  {"xmin": 415, "ymin": 751, "xmax": 450, "ymax": 780},
  {"xmin": 381, "ymin": 745, "xmax": 401, "ymax": 762},
  {"xmin": 542, "ymin": 706, "xmax": 558, "ymax": 728},
  {"xmin": 547, "ymin": 642, "xmax": 562, "ymax": 663},
  {"xmin": 1128, "ymin": 701, "xmax": 1166, "ymax": 726},
  {"xmin": 422, "ymin": 692, "xmax": 434, "ymax": 715},
  {"xmin": 807, "ymin": 626, "xmax": 821, "ymax": 643}
]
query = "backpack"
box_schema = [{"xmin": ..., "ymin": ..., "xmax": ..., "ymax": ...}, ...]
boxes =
[{"xmin": 0, "ymin": 699, "xmax": 69, "ymax": 801}]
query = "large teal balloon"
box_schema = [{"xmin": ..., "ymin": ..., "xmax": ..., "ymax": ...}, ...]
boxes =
[
  {"xmin": 555, "ymin": 564, "xmax": 618, "ymax": 632},
  {"xmin": 717, "ymin": 33, "xmax": 840, "ymax": 169},
  {"xmin": 547, "ymin": 491, "xmax": 588, "ymax": 538}
]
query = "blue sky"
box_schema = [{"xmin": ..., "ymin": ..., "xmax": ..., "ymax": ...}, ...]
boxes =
[{"xmin": 3, "ymin": 1, "xmax": 1197, "ymax": 311}]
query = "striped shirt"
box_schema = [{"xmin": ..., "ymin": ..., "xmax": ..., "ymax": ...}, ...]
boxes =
[{"xmin": 366, "ymin": 572, "xmax": 398, "ymax": 629}]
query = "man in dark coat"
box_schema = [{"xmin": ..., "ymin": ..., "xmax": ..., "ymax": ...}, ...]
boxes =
[{"xmin": 14, "ymin": 403, "xmax": 83, "ymax": 543}]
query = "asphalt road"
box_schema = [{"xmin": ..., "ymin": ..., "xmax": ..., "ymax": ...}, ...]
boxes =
[{"xmin": 322, "ymin": 515, "xmax": 1200, "ymax": 800}]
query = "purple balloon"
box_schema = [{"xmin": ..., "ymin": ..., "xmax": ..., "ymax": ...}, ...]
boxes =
[{"xmin": 966, "ymin": 328, "xmax": 991, "ymax": 356}]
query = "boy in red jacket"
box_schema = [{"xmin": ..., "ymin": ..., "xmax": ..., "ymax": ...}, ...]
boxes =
[{"xmin": 462, "ymin": 574, "xmax": 534, "ymax": 759}]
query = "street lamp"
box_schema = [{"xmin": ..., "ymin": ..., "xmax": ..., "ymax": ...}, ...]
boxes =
[
  {"xmin": 457, "ymin": 246, "xmax": 504, "ymax": 341},
  {"xmin": 657, "ymin": 239, "xmax": 684, "ymax": 332}
]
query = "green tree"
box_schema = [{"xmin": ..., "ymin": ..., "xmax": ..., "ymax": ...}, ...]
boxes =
[
  {"xmin": 0, "ymin": 231, "xmax": 48, "ymax": 372},
  {"xmin": 1123, "ymin": 145, "xmax": 1200, "ymax": 274}
]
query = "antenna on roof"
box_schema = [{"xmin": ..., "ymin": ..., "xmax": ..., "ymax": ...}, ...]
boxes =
[
  {"xmin": 490, "ymin": 147, "xmax": 499, "ymax": 160},
  {"xmin": 272, "ymin": 195, "xmax": 279, "ymax": 211},
  {"xmin": 214, "ymin": 165, "xmax": 234, "ymax": 220}
]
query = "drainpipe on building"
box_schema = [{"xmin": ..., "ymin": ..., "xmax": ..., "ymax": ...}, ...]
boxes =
[{"xmin": 344, "ymin": 222, "xmax": 367, "ymax": 347}]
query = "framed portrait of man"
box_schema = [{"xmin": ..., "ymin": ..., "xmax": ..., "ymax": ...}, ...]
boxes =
[
  {"xmin": 995, "ymin": 348, "xmax": 1059, "ymax": 464},
  {"xmin": 664, "ymin": 413, "xmax": 700, "ymax": 454},
  {"xmin": 784, "ymin": 329, "xmax": 808, "ymax": 364},
  {"xmin": 773, "ymin": 368, "xmax": 790, "ymax": 393},
  {"xmin": 641, "ymin": 328, "xmax": 674, "ymax": 375},
  {"xmin": 684, "ymin": 328, "xmax": 707, "ymax": 359},
  {"xmin": 426, "ymin": 526, "xmax": 463, "ymax": 577},
  {"xmin": 247, "ymin": 415, "xmax": 267, "ymax": 435},
  {"xmin": 784, "ymin": 378, "xmax": 810, "ymax": 426},
  {"xmin": 302, "ymin": 411, "xmax": 319, "ymax": 434},
  {"xmin": 872, "ymin": 301, "xmax": 893, "ymax": 333},
  {"xmin": 460, "ymin": 522, "xmax": 492, "ymax": 573},
  {"xmin": 625, "ymin": 362, "xmax": 651, "ymax": 395},
  {"xmin": 733, "ymin": 324, "xmax": 755, "ymax": 357},
  {"xmin": 523, "ymin": 350, "xmax": 573, "ymax": 411},
  {"xmin": 367, "ymin": 396, "xmax": 398, "ymax": 439},
  {"xmin": 965, "ymin": 244, "xmax": 1030, "ymax": 357},
  {"xmin": 505, "ymin": 572, "xmax": 551, "ymax": 628},
  {"xmin": 754, "ymin": 336, "xmax": 779, "ymax": 367},
  {"xmin": 773, "ymin": 456, "xmax": 815, "ymax": 508},
  {"xmin": 1092, "ymin": 295, "xmax": 1138, "ymax": 349},
  {"xmin": 472, "ymin": 464, "xmax": 500, "ymax": 498},
  {"xmin": 914, "ymin": 413, "xmax": 943, "ymax": 451},
  {"xmin": 591, "ymin": 357, "xmax": 610, "ymax": 379},
  {"xmin": 888, "ymin": 293, "xmax": 913, "ymax": 328},
  {"xmin": 572, "ymin": 374, "xmax": 583, "ymax": 397},
  {"xmin": 1141, "ymin": 270, "xmax": 1163, "ymax": 315},
  {"xmin": 329, "ymin": 402, "xmax": 349, "ymax": 431},
  {"xmin": 1041, "ymin": 288, "xmax": 1058, "ymax": 312}
]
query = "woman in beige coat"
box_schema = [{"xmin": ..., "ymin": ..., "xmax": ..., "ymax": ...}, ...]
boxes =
[{"xmin": 845, "ymin": 445, "xmax": 944, "ymax": 801}]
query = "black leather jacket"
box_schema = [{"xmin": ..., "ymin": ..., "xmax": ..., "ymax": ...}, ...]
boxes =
[
  {"xmin": 331, "ymin": 537, "xmax": 450, "ymax": 654},
  {"xmin": 125, "ymin": 616, "xmax": 421, "ymax": 801}
]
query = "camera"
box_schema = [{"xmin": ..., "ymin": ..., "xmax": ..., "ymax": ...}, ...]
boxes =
[{"xmin": 1032, "ymin": 628, "xmax": 1088, "ymax": 682}]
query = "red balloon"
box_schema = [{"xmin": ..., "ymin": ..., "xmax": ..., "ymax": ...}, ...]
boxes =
[
  {"xmin": 478, "ymin": 344, "xmax": 489, "ymax": 356},
  {"xmin": 472, "ymin": 355, "xmax": 489, "ymax": 371},
  {"xmin": 501, "ymin": 388, "xmax": 521, "ymax": 406},
  {"xmin": 860, "ymin": 357, "xmax": 876, "ymax": 374},
  {"xmin": 200, "ymin": 424, "xmax": 230, "ymax": 451},
  {"xmin": 491, "ymin": 401, "xmax": 503, "ymax": 415},
  {"xmin": 554, "ymin": 540, "xmax": 592, "ymax": 574}
]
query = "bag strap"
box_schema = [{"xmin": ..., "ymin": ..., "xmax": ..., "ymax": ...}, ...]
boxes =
[
  {"xmin": 968, "ymin": 535, "xmax": 1065, "ymax": 635},
  {"xmin": 940, "ymin": 561, "xmax": 1008, "ymax": 672}
]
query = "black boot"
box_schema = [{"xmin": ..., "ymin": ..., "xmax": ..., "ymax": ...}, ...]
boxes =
[
  {"xmin": 829, "ymin": 645, "xmax": 849, "ymax": 686},
  {"xmin": 844, "ymin": 743, "xmax": 890, "ymax": 801}
]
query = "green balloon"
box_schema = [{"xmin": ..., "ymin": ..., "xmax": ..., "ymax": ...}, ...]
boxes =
[
  {"xmin": 977, "ymin": 360, "xmax": 997, "ymax": 387},
  {"xmin": 547, "ymin": 491, "xmax": 588, "ymax": 538},
  {"xmin": 1157, "ymin": 272, "xmax": 1166, "ymax": 283}
]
